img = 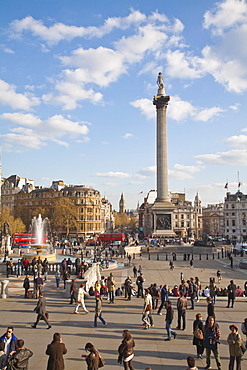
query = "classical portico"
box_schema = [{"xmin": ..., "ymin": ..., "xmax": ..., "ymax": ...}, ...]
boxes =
[{"xmin": 151, "ymin": 73, "xmax": 176, "ymax": 237}]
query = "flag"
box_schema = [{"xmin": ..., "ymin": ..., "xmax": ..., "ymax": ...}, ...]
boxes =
[
  {"xmin": 224, "ymin": 182, "xmax": 228, "ymax": 189},
  {"xmin": 238, "ymin": 182, "xmax": 242, "ymax": 188},
  {"xmin": 138, "ymin": 191, "xmax": 143, "ymax": 194}
]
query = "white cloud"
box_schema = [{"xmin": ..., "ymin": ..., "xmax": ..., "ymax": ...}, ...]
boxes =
[
  {"xmin": 138, "ymin": 166, "xmax": 156, "ymax": 177},
  {"xmin": 173, "ymin": 164, "xmax": 204, "ymax": 173},
  {"xmin": 193, "ymin": 106, "xmax": 225, "ymax": 121},
  {"xmin": 93, "ymin": 172, "xmax": 131, "ymax": 178},
  {"xmin": 203, "ymin": 0, "xmax": 247, "ymax": 35},
  {"xmin": 122, "ymin": 133, "xmax": 133, "ymax": 139},
  {"xmin": 229, "ymin": 103, "xmax": 241, "ymax": 110},
  {"xmin": 0, "ymin": 80, "xmax": 40, "ymax": 110},
  {"xmin": 131, "ymin": 95, "xmax": 224, "ymax": 122},
  {"xmin": 130, "ymin": 98, "xmax": 155, "ymax": 120},
  {"xmin": 101, "ymin": 182, "xmax": 118, "ymax": 186},
  {"xmin": 165, "ymin": 50, "xmax": 204, "ymax": 79},
  {"xmin": 226, "ymin": 134, "xmax": 247, "ymax": 148},
  {"xmin": 195, "ymin": 149, "xmax": 247, "ymax": 166},
  {"xmin": 0, "ymin": 112, "xmax": 89, "ymax": 151},
  {"xmin": 169, "ymin": 169, "xmax": 193, "ymax": 180}
]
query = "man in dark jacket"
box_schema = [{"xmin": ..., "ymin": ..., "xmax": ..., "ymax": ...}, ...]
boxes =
[
  {"xmin": 165, "ymin": 300, "xmax": 177, "ymax": 341},
  {"xmin": 31, "ymin": 292, "xmax": 51, "ymax": 329},
  {"xmin": 7, "ymin": 339, "xmax": 33, "ymax": 370},
  {"xmin": 136, "ymin": 273, "xmax": 144, "ymax": 298},
  {"xmin": 227, "ymin": 280, "xmax": 237, "ymax": 308},
  {"xmin": 0, "ymin": 326, "xmax": 18, "ymax": 356},
  {"xmin": 46, "ymin": 333, "xmax": 67, "ymax": 370}
]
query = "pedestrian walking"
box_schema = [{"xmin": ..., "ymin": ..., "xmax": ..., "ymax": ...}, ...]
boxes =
[
  {"xmin": 227, "ymin": 324, "xmax": 243, "ymax": 370},
  {"xmin": 107, "ymin": 275, "xmax": 116, "ymax": 303},
  {"xmin": 74, "ymin": 283, "xmax": 89, "ymax": 314},
  {"xmin": 133, "ymin": 265, "xmax": 137, "ymax": 278},
  {"xmin": 84, "ymin": 342, "xmax": 104, "ymax": 370},
  {"xmin": 203, "ymin": 316, "xmax": 221, "ymax": 369},
  {"xmin": 92, "ymin": 295, "xmax": 107, "ymax": 327},
  {"xmin": 69, "ymin": 279, "xmax": 77, "ymax": 304},
  {"xmin": 176, "ymin": 292, "xmax": 187, "ymax": 331},
  {"xmin": 241, "ymin": 317, "xmax": 247, "ymax": 348},
  {"xmin": 23, "ymin": 275, "xmax": 30, "ymax": 299},
  {"xmin": 31, "ymin": 292, "xmax": 51, "ymax": 329},
  {"xmin": 142, "ymin": 289, "xmax": 153, "ymax": 329},
  {"xmin": 7, "ymin": 339, "xmax": 33, "ymax": 370},
  {"xmin": 164, "ymin": 300, "xmax": 177, "ymax": 341},
  {"xmin": 46, "ymin": 332, "xmax": 67, "ymax": 370},
  {"xmin": 157, "ymin": 284, "xmax": 169, "ymax": 315},
  {"xmin": 227, "ymin": 280, "xmax": 237, "ymax": 308},
  {"xmin": 206, "ymin": 296, "xmax": 215, "ymax": 323},
  {"xmin": 118, "ymin": 330, "xmax": 135, "ymax": 370},
  {"xmin": 136, "ymin": 273, "xmax": 144, "ymax": 298},
  {"xmin": 55, "ymin": 269, "xmax": 60, "ymax": 290},
  {"xmin": 193, "ymin": 313, "xmax": 204, "ymax": 359}
]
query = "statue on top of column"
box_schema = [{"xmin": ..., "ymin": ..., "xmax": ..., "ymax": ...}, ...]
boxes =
[{"xmin": 157, "ymin": 72, "xmax": 166, "ymax": 94}]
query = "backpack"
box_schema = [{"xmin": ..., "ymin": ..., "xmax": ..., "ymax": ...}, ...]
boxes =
[{"xmin": 241, "ymin": 321, "xmax": 247, "ymax": 335}]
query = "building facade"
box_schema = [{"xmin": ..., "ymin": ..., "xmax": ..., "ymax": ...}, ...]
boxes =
[
  {"xmin": 1, "ymin": 175, "xmax": 34, "ymax": 210},
  {"xmin": 139, "ymin": 191, "xmax": 202, "ymax": 238},
  {"xmin": 202, "ymin": 203, "xmax": 224, "ymax": 237},
  {"xmin": 12, "ymin": 179, "xmax": 113, "ymax": 240},
  {"xmin": 224, "ymin": 191, "xmax": 247, "ymax": 242}
]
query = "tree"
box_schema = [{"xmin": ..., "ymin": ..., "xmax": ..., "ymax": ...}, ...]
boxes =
[
  {"xmin": 52, "ymin": 198, "xmax": 78, "ymax": 237},
  {"xmin": 0, "ymin": 206, "xmax": 26, "ymax": 235}
]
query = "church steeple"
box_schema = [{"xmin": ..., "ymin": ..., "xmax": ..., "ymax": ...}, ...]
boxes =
[{"xmin": 119, "ymin": 193, "xmax": 126, "ymax": 213}]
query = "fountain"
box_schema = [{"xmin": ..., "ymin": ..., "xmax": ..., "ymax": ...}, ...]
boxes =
[{"xmin": 23, "ymin": 214, "xmax": 57, "ymax": 262}]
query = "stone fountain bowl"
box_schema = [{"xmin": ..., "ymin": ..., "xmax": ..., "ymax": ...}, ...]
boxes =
[{"xmin": 23, "ymin": 244, "xmax": 57, "ymax": 262}]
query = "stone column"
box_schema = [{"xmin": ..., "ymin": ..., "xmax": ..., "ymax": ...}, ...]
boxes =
[{"xmin": 153, "ymin": 94, "xmax": 170, "ymax": 202}]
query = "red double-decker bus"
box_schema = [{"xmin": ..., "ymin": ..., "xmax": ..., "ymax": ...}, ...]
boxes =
[
  {"xmin": 97, "ymin": 233, "xmax": 125, "ymax": 243},
  {"xmin": 12, "ymin": 233, "xmax": 46, "ymax": 247}
]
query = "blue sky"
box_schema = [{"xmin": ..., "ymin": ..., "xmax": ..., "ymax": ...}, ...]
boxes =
[{"xmin": 1, "ymin": 0, "xmax": 247, "ymax": 210}]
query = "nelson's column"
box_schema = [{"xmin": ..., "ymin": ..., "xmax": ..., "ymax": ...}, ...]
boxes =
[{"xmin": 151, "ymin": 72, "xmax": 176, "ymax": 237}]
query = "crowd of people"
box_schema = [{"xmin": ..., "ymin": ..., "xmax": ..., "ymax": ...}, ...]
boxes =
[{"xmin": 1, "ymin": 248, "xmax": 247, "ymax": 369}]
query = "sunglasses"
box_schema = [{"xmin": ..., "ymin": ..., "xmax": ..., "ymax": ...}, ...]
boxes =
[{"xmin": 7, "ymin": 331, "xmax": 12, "ymax": 333}]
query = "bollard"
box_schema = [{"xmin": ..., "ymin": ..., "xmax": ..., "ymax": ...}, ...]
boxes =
[
  {"xmin": 133, "ymin": 253, "xmax": 135, "ymax": 260},
  {"xmin": 166, "ymin": 253, "xmax": 168, "ymax": 261},
  {"xmin": 1, "ymin": 280, "xmax": 9, "ymax": 299},
  {"xmin": 148, "ymin": 253, "xmax": 150, "ymax": 260},
  {"xmin": 206, "ymin": 254, "xmax": 208, "ymax": 260},
  {"xmin": 192, "ymin": 254, "xmax": 194, "ymax": 260},
  {"xmin": 221, "ymin": 249, "xmax": 224, "ymax": 258},
  {"xmin": 199, "ymin": 254, "xmax": 201, "ymax": 260},
  {"xmin": 212, "ymin": 253, "xmax": 214, "ymax": 259},
  {"xmin": 218, "ymin": 252, "xmax": 220, "ymax": 259},
  {"xmin": 157, "ymin": 254, "xmax": 159, "ymax": 260}
]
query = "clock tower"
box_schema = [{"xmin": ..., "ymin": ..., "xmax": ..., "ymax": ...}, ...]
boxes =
[{"xmin": 151, "ymin": 73, "xmax": 176, "ymax": 237}]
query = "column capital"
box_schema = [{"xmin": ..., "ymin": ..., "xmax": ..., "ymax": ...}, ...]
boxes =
[{"xmin": 153, "ymin": 95, "xmax": 170, "ymax": 109}]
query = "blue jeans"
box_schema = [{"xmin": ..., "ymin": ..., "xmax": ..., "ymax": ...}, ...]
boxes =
[
  {"xmin": 94, "ymin": 312, "xmax": 106, "ymax": 327},
  {"xmin": 166, "ymin": 321, "xmax": 176, "ymax": 340}
]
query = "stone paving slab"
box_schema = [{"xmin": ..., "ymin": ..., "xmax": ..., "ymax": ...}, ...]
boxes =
[{"xmin": 0, "ymin": 252, "xmax": 247, "ymax": 369}]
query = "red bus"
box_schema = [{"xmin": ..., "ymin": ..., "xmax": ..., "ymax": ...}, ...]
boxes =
[
  {"xmin": 12, "ymin": 233, "xmax": 46, "ymax": 247},
  {"xmin": 97, "ymin": 233, "xmax": 125, "ymax": 243}
]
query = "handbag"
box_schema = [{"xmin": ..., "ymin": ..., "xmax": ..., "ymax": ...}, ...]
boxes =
[
  {"xmin": 194, "ymin": 325, "xmax": 203, "ymax": 340},
  {"xmin": 145, "ymin": 304, "xmax": 152, "ymax": 312},
  {"xmin": 98, "ymin": 355, "xmax": 105, "ymax": 367},
  {"xmin": 45, "ymin": 312, "xmax": 49, "ymax": 319}
]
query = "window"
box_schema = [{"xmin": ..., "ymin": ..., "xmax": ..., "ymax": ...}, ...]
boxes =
[
  {"xmin": 87, "ymin": 208, "xmax": 93, "ymax": 213},
  {"xmin": 187, "ymin": 214, "xmax": 190, "ymax": 219},
  {"xmin": 181, "ymin": 214, "xmax": 184, "ymax": 219},
  {"xmin": 226, "ymin": 220, "xmax": 229, "ymax": 226},
  {"xmin": 181, "ymin": 221, "xmax": 184, "ymax": 227},
  {"xmin": 232, "ymin": 220, "xmax": 235, "ymax": 226},
  {"xmin": 175, "ymin": 214, "xmax": 178, "ymax": 219},
  {"xmin": 232, "ymin": 204, "xmax": 235, "ymax": 209},
  {"xmin": 232, "ymin": 212, "xmax": 235, "ymax": 216}
]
